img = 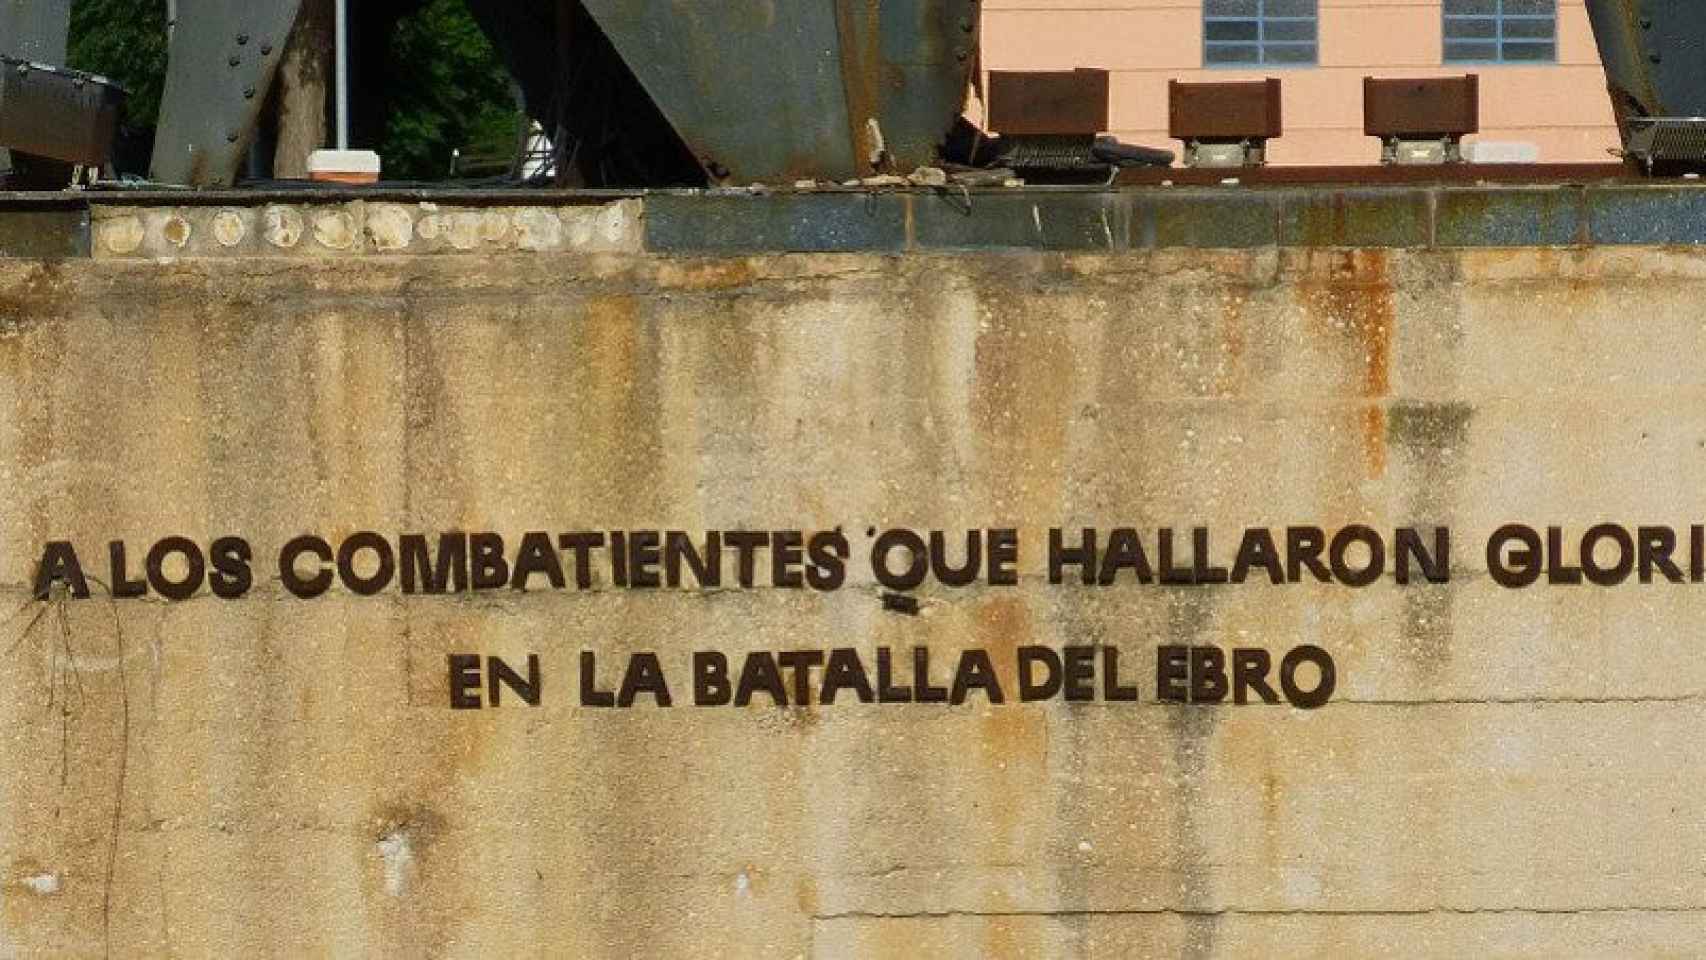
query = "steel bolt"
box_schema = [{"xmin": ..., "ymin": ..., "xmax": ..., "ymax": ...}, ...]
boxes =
[
  {"xmin": 236, "ymin": 33, "xmax": 249, "ymax": 44},
  {"xmin": 260, "ymin": 43, "xmax": 273, "ymax": 55},
  {"xmin": 228, "ymin": 55, "xmax": 240, "ymax": 67},
  {"xmin": 243, "ymin": 86, "xmax": 256, "ymax": 99}
]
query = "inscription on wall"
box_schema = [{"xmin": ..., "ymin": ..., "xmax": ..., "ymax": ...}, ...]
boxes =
[{"xmin": 29, "ymin": 522, "xmax": 1698, "ymax": 711}]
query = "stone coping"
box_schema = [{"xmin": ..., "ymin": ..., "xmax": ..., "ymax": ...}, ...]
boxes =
[{"xmin": 2, "ymin": 182, "xmax": 1706, "ymax": 257}]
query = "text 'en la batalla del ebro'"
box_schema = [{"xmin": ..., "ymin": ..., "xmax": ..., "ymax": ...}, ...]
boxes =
[{"xmin": 30, "ymin": 523, "xmax": 1706, "ymax": 601}]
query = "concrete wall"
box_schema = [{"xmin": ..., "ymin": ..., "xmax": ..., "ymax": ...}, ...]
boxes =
[
  {"xmin": 1, "ymin": 199, "xmax": 1704, "ymax": 956},
  {"xmin": 980, "ymin": 0, "xmax": 1619, "ymax": 164}
]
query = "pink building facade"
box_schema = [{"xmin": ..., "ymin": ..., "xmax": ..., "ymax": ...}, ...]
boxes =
[{"xmin": 979, "ymin": 0, "xmax": 1619, "ymax": 165}]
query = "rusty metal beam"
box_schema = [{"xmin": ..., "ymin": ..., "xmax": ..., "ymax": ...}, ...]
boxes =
[
  {"xmin": 149, "ymin": 0, "xmax": 303, "ymax": 187},
  {"xmin": 1115, "ymin": 162, "xmax": 1629, "ymax": 187},
  {"xmin": 1585, "ymin": 0, "xmax": 1665, "ymax": 124},
  {"xmin": 1585, "ymin": 1, "xmax": 1706, "ymax": 152},
  {"xmin": 572, "ymin": 0, "xmax": 976, "ymax": 183}
]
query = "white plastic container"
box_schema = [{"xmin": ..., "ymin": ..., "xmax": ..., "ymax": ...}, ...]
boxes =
[{"xmin": 306, "ymin": 149, "xmax": 381, "ymax": 184}]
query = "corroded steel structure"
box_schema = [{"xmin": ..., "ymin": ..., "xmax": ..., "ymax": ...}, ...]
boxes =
[
  {"xmin": 1584, "ymin": 0, "xmax": 1706, "ymax": 168},
  {"xmin": 149, "ymin": 0, "xmax": 305, "ymax": 187},
  {"xmin": 1584, "ymin": 0, "xmax": 1706, "ymax": 127},
  {"xmin": 9, "ymin": 0, "xmax": 1706, "ymax": 184},
  {"xmin": 145, "ymin": 0, "xmax": 981, "ymax": 187},
  {"xmin": 573, "ymin": 0, "xmax": 978, "ymax": 183}
]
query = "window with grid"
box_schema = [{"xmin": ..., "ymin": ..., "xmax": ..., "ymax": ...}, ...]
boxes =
[
  {"xmin": 1204, "ymin": 0, "xmax": 1318, "ymax": 67},
  {"xmin": 1443, "ymin": 0, "xmax": 1556, "ymax": 63}
]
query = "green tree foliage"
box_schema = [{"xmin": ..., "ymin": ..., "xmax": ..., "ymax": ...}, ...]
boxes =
[
  {"xmin": 380, "ymin": 0, "xmax": 521, "ymax": 179},
  {"xmin": 66, "ymin": 0, "xmax": 169, "ymax": 130}
]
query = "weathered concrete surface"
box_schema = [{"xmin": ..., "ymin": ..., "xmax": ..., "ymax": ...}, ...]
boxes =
[{"xmin": 0, "ymin": 244, "xmax": 1704, "ymax": 956}]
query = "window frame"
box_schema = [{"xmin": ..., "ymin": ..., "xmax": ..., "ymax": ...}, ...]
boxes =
[
  {"xmin": 1203, "ymin": 0, "xmax": 1320, "ymax": 69},
  {"xmin": 1441, "ymin": 0, "xmax": 1558, "ymax": 65}
]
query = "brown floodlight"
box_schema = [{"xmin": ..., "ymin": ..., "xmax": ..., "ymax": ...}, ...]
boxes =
[
  {"xmin": 1168, "ymin": 78, "xmax": 1282, "ymax": 168},
  {"xmin": 1363, "ymin": 75, "xmax": 1480, "ymax": 165},
  {"xmin": 987, "ymin": 69, "xmax": 1110, "ymax": 136},
  {"xmin": 986, "ymin": 69, "xmax": 1113, "ymax": 178}
]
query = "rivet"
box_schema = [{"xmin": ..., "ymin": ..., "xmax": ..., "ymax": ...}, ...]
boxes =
[
  {"xmin": 228, "ymin": 55, "xmax": 240, "ymax": 67},
  {"xmin": 260, "ymin": 43, "xmax": 273, "ymax": 55},
  {"xmin": 955, "ymin": 47, "xmax": 969, "ymax": 61},
  {"xmin": 236, "ymin": 33, "xmax": 249, "ymax": 44},
  {"xmin": 226, "ymin": 131, "xmax": 239, "ymax": 142},
  {"xmin": 243, "ymin": 86, "xmax": 256, "ymax": 99}
]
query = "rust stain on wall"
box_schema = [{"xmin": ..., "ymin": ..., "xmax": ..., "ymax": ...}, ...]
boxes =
[
  {"xmin": 577, "ymin": 295, "xmax": 666, "ymax": 517},
  {"xmin": 1361, "ymin": 405, "xmax": 1388, "ymax": 478},
  {"xmin": 973, "ymin": 594, "xmax": 1046, "ymax": 844},
  {"xmin": 1295, "ymin": 250, "xmax": 1395, "ymax": 481},
  {"xmin": 654, "ymin": 259, "xmax": 760, "ymax": 291}
]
